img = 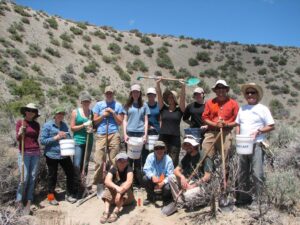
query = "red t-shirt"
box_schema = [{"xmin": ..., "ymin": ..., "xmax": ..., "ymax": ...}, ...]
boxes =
[{"xmin": 202, "ymin": 97, "xmax": 239, "ymax": 130}]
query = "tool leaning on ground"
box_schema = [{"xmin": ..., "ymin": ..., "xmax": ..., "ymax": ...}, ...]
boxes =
[
  {"xmin": 161, "ymin": 132, "xmax": 222, "ymax": 216},
  {"xmin": 20, "ymin": 120, "xmax": 26, "ymax": 199},
  {"xmin": 137, "ymin": 75, "xmax": 201, "ymax": 87},
  {"xmin": 77, "ymin": 115, "xmax": 96, "ymax": 207}
]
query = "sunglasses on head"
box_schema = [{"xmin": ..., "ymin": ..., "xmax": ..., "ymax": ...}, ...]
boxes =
[{"xmin": 246, "ymin": 91, "xmax": 257, "ymax": 95}]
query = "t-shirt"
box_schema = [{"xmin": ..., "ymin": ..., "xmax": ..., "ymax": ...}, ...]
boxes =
[
  {"xmin": 92, "ymin": 100, "xmax": 124, "ymax": 135},
  {"xmin": 160, "ymin": 105, "xmax": 183, "ymax": 136},
  {"xmin": 147, "ymin": 102, "xmax": 160, "ymax": 133},
  {"xmin": 183, "ymin": 102, "xmax": 205, "ymax": 128},
  {"xmin": 125, "ymin": 103, "xmax": 150, "ymax": 133},
  {"xmin": 179, "ymin": 151, "xmax": 212, "ymax": 178},
  {"xmin": 235, "ymin": 103, "xmax": 275, "ymax": 143},
  {"xmin": 109, "ymin": 166, "xmax": 133, "ymax": 186}
]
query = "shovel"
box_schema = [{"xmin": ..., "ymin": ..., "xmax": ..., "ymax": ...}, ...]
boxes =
[
  {"xmin": 137, "ymin": 75, "xmax": 201, "ymax": 87},
  {"xmin": 20, "ymin": 121, "xmax": 25, "ymax": 198},
  {"xmin": 162, "ymin": 132, "xmax": 222, "ymax": 216}
]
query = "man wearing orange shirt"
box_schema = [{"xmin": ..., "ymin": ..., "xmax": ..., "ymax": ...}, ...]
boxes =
[{"xmin": 201, "ymin": 80, "xmax": 239, "ymax": 162}]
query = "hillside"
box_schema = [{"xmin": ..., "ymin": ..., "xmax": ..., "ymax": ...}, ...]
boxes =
[{"xmin": 0, "ymin": 2, "xmax": 300, "ymax": 124}]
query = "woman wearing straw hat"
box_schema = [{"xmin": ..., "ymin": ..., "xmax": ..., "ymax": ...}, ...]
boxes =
[
  {"xmin": 156, "ymin": 77, "xmax": 186, "ymax": 167},
  {"xmin": 235, "ymin": 83, "xmax": 275, "ymax": 206},
  {"xmin": 15, "ymin": 103, "xmax": 41, "ymax": 215},
  {"xmin": 40, "ymin": 107, "xmax": 77, "ymax": 205}
]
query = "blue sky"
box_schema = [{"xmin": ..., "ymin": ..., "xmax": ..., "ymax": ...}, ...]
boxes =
[{"xmin": 15, "ymin": 0, "xmax": 300, "ymax": 47}]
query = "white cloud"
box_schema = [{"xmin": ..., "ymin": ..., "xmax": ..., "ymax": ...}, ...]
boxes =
[{"xmin": 129, "ymin": 19, "xmax": 135, "ymax": 26}]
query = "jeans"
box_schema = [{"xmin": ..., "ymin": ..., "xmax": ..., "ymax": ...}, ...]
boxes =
[
  {"xmin": 16, "ymin": 154, "xmax": 40, "ymax": 202},
  {"xmin": 236, "ymin": 143, "xmax": 265, "ymax": 203},
  {"xmin": 74, "ymin": 143, "xmax": 92, "ymax": 175},
  {"xmin": 142, "ymin": 175, "xmax": 172, "ymax": 202}
]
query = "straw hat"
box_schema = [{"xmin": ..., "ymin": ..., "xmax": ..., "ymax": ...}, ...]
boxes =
[
  {"xmin": 163, "ymin": 90, "xmax": 178, "ymax": 105},
  {"xmin": 20, "ymin": 103, "xmax": 39, "ymax": 117},
  {"xmin": 241, "ymin": 83, "xmax": 263, "ymax": 102}
]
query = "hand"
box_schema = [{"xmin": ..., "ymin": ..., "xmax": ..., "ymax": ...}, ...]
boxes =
[
  {"xmin": 18, "ymin": 126, "xmax": 26, "ymax": 136},
  {"xmin": 200, "ymin": 125, "xmax": 208, "ymax": 130},
  {"xmin": 115, "ymin": 186, "xmax": 122, "ymax": 193},
  {"xmin": 55, "ymin": 131, "xmax": 67, "ymax": 140},
  {"xmin": 83, "ymin": 120, "xmax": 92, "ymax": 127},
  {"xmin": 102, "ymin": 111, "xmax": 110, "ymax": 117},
  {"xmin": 142, "ymin": 135, "xmax": 147, "ymax": 144},
  {"xmin": 156, "ymin": 181, "xmax": 164, "ymax": 189},
  {"xmin": 216, "ymin": 119, "xmax": 226, "ymax": 128},
  {"xmin": 179, "ymin": 79, "xmax": 185, "ymax": 85},
  {"xmin": 152, "ymin": 176, "xmax": 160, "ymax": 184},
  {"xmin": 105, "ymin": 108, "xmax": 115, "ymax": 115},
  {"xmin": 180, "ymin": 176, "xmax": 189, "ymax": 190},
  {"xmin": 155, "ymin": 77, "xmax": 162, "ymax": 84},
  {"xmin": 124, "ymin": 134, "xmax": 129, "ymax": 143},
  {"xmin": 86, "ymin": 126, "xmax": 93, "ymax": 133}
]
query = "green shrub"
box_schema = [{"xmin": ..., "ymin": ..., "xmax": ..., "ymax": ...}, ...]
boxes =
[
  {"xmin": 130, "ymin": 29, "xmax": 142, "ymax": 37},
  {"xmin": 45, "ymin": 17, "xmax": 58, "ymax": 29},
  {"xmin": 9, "ymin": 66, "xmax": 28, "ymax": 80},
  {"xmin": 191, "ymin": 38, "xmax": 206, "ymax": 46},
  {"xmin": 199, "ymin": 68, "xmax": 219, "ymax": 78},
  {"xmin": 6, "ymin": 48, "xmax": 28, "ymax": 67},
  {"xmin": 82, "ymin": 35, "xmax": 91, "ymax": 42},
  {"xmin": 0, "ymin": 59, "xmax": 10, "ymax": 74},
  {"xmin": 70, "ymin": 26, "xmax": 83, "ymax": 35},
  {"xmin": 45, "ymin": 47, "xmax": 61, "ymax": 57},
  {"xmin": 156, "ymin": 53, "xmax": 174, "ymax": 69},
  {"xmin": 133, "ymin": 59, "xmax": 148, "ymax": 72},
  {"xmin": 294, "ymin": 67, "xmax": 300, "ymax": 75},
  {"xmin": 31, "ymin": 64, "xmax": 44, "ymax": 76},
  {"xmin": 0, "ymin": 38, "xmax": 14, "ymax": 48},
  {"xmin": 278, "ymin": 56, "xmax": 287, "ymax": 66},
  {"xmin": 92, "ymin": 44, "xmax": 102, "ymax": 55},
  {"xmin": 9, "ymin": 31, "xmax": 23, "ymax": 43},
  {"xmin": 143, "ymin": 48, "xmax": 154, "ymax": 57},
  {"xmin": 61, "ymin": 73, "xmax": 78, "ymax": 85},
  {"xmin": 26, "ymin": 43, "xmax": 41, "ymax": 58},
  {"xmin": 270, "ymin": 55, "xmax": 279, "ymax": 62},
  {"xmin": 21, "ymin": 17, "xmax": 30, "ymax": 24},
  {"xmin": 83, "ymin": 61, "xmax": 99, "ymax": 74},
  {"xmin": 188, "ymin": 58, "xmax": 198, "ymax": 66},
  {"xmin": 78, "ymin": 49, "xmax": 91, "ymax": 57},
  {"xmin": 245, "ymin": 45, "xmax": 258, "ymax": 53},
  {"xmin": 76, "ymin": 22, "xmax": 88, "ymax": 30},
  {"xmin": 140, "ymin": 36, "xmax": 153, "ymax": 46},
  {"xmin": 173, "ymin": 67, "xmax": 191, "ymax": 79},
  {"xmin": 254, "ymin": 57, "xmax": 264, "ymax": 66},
  {"xmin": 108, "ymin": 43, "xmax": 121, "ymax": 55},
  {"xmin": 269, "ymin": 99, "xmax": 289, "ymax": 119},
  {"xmin": 287, "ymin": 98, "xmax": 298, "ymax": 106},
  {"xmin": 124, "ymin": 44, "xmax": 140, "ymax": 55},
  {"xmin": 102, "ymin": 55, "xmax": 116, "ymax": 64},
  {"xmin": 196, "ymin": 51, "xmax": 211, "ymax": 63},
  {"xmin": 163, "ymin": 42, "xmax": 172, "ymax": 47},
  {"xmin": 93, "ymin": 30, "xmax": 106, "ymax": 39},
  {"xmin": 42, "ymin": 54, "xmax": 53, "ymax": 63},
  {"xmin": 292, "ymin": 81, "xmax": 300, "ymax": 91},
  {"xmin": 50, "ymin": 38, "xmax": 60, "ymax": 46},
  {"xmin": 157, "ymin": 46, "xmax": 168, "ymax": 54},
  {"xmin": 179, "ymin": 44, "xmax": 188, "ymax": 48},
  {"xmin": 114, "ymin": 65, "xmax": 131, "ymax": 81},
  {"xmin": 258, "ymin": 68, "xmax": 267, "ymax": 75},
  {"xmin": 60, "ymin": 32, "xmax": 73, "ymax": 43},
  {"xmin": 14, "ymin": 5, "xmax": 31, "ymax": 17},
  {"xmin": 62, "ymin": 41, "xmax": 73, "ymax": 50}
]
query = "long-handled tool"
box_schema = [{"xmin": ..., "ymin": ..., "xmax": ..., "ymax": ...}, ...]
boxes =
[
  {"xmin": 20, "ymin": 120, "xmax": 25, "ymax": 199},
  {"xmin": 137, "ymin": 75, "xmax": 201, "ymax": 87},
  {"xmin": 220, "ymin": 127, "xmax": 227, "ymax": 190},
  {"xmin": 161, "ymin": 132, "xmax": 221, "ymax": 216}
]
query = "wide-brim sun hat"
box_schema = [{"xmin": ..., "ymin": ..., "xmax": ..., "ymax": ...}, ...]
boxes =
[
  {"xmin": 212, "ymin": 80, "xmax": 230, "ymax": 91},
  {"xmin": 241, "ymin": 83, "xmax": 263, "ymax": 102},
  {"xmin": 20, "ymin": 103, "xmax": 39, "ymax": 117},
  {"xmin": 163, "ymin": 90, "xmax": 178, "ymax": 105}
]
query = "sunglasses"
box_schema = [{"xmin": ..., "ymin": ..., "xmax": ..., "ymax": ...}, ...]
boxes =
[
  {"xmin": 26, "ymin": 109, "xmax": 37, "ymax": 113},
  {"xmin": 154, "ymin": 147, "xmax": 165, "ymax": 151},
  {"xmin": 215, "ymin": 86, "xmax": 228, "ymax": 90},
  {"xmin": 117, "ymin": 159, "xmax": 127, "ymax": 163},
  {"xmin": 246, "ymin": 91, "xmax": 257, "ymax": 95}
]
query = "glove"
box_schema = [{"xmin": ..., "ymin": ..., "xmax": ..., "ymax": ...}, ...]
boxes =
[
  {"xmin": 18, "ymin": 126, "xmax": 26, "ymax": 136},
  {"xmin": 83, "ymin": 120, "xmax": 92, "ymax": 127}
]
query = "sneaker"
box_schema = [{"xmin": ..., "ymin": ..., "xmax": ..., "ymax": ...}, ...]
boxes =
[
  {"xmin": 48, "ymin": 193, "xmax": 59, "ymax": 206},
  {"xmin": 49, "ymin": 199, "xmax": 59, "ymax": 206},
  {"xmin": 65, "ymin": 194, "xmax": 77, "ymax": 204},
  {"xmin": 143, "ymin": 196, "xmax": 155, "ymax": 206}
]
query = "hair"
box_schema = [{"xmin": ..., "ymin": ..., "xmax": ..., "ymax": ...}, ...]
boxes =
[{"xmin": 124, "ymin": 91, "xmax": 144, "ymax": 111}]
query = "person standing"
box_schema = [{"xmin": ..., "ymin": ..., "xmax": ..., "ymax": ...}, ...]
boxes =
[
  {"xmin": 40, "ymin": 107, "xmax": 77, "ymax": 205},
  {"xmin": 202, "ymin": 80, "xmax": 239, "ymax": 163},
  {"xmin": 183, "ymin": 87, "xmax": 207, "ymax": 142},
  {"xmin": 235, "ymin": 83, "xmax": 275, "ymax": 206},
  {"xmin": 156, "ymin": 78, "xmax": 186, "ymax": 167},
  {"xmin": 123, "ymin": 84, "xmax": 150, "ymax": 186},
  {"xmin": 15, "ymin": 103, "xmax": 40, "ymax": 215},
  {"xmin": 70, "ymin": 91, "xmax": 94, "ymax": 198},
  {"xmin": 92, "ymin": 86, "xmax": 124, "ymax": 186}
]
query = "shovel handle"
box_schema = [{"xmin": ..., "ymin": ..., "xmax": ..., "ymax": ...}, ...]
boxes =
[
  {"xmin": 21, "ymin": 120, "xmax": 25, "ymax": 184},
  {"xmin": 220, "ymin": 127, "xmax": 227, "ymax": 190},
  {"xmin": 138, "ymin": 75, "xmax": 183, "ymax": 82}
]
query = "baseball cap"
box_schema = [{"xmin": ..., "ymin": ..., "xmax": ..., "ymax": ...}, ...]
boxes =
[
  {"xmin": 131, "ymin": 84, "xmax": 141, "ymax": 92},
  {"xmin": 183, "ymin": 135, "xmax": 199, "ymax": 147},
  {"xmin": 115, "ymin": 152, "xmax": 128, "ymax": 161},
  {"xmin": 147, "ymin": 87, "xmax": 156, "ymax": 95},
  {"xmin": 104, "ymin": 86, "xmax": 114, "ymax": 93},
  {"xmin": 154, "ymin": 140, "xmax": 166, "ymax": 149},
  {"xmin": 193, "ymin": 87, "xmax": 204, "ymax": 94}
]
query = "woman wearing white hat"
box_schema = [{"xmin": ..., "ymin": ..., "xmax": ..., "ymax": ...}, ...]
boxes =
[
  {"xmin": 235, "ymin": 83, "xmax": 275, "ymax": 206},
  {"xmin": 15, "ymin": 103, "xmax": 41, "ymax": 215}
]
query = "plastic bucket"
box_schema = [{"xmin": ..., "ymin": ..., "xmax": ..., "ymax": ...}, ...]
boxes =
[
  {"xmin": 59, "ymin": 139, "xmax": 75, "ymax": 156},
  {"xmin": 236, "ymin": 135, "xmax": 254, "ymax": 155},
  {"xmin": 145, "ymin": 135, "xmax": 159, "ymax": 151},
  {"xmin": 127, "ymin": 137, "xmax": 143, "ymax": 159}
]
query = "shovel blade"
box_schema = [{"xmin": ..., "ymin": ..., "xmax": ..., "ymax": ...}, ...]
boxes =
[{"xmin": 161, "ymin": 202, "xmax": 177, "ymax": 216}]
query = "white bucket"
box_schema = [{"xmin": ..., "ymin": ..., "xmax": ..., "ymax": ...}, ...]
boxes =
[
  {"xmin": 145, "ymin": 135, "xmax": 159, "ymax": 151},
  {"xmin": 236, "ymin": 135, "xmax": 254, "ymax": 155},
  {"xmin": 127, "ymin": 137, "xmax": 143, "ymax": 159},
  {"xmin": 59, "ymin": 139, "xmax": 75, "ymax": 156}
]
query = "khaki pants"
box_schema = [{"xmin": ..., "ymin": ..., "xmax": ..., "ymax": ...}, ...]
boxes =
[
  {"xmin": 102, "ymin": 187, "xmax": 134, "ymax": 205},
  {"xmin": 93, "ymin": 133, "xmax": 120, "ymax": 184},
  {"xmin": 202, "ymin": 130, "xmax": 233, "ymax": 160}
]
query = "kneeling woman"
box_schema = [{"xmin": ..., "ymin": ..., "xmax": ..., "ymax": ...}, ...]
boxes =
[{"xmin": 101, "ymin": 152, "xmax": 134, "ymax": 223}]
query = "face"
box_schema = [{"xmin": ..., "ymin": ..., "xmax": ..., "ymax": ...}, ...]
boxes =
[
  {"xmin": 105, "ymin": 91, "xmax": 114, "ymax": 102},
  {"xmin": 167, "ymin": 94, "xmax": 176, "ymax": 105},
  {"xmin": 117, "ymin": 159, "xmax": 128, "ymax": 171},
  {"xmin": 81, "ymin": 100, "xmax": 91, "ymax": 108},
  {"xmin": 54, "ymin": 112, "xmax": 65, "ymax": 122},
  {"xmin": 245, "ymin": 88, "xmax": 259, "ymax": 105},
  {"xmin": 147, "ymin": 93, "xmax": 156, "ymax": 102},
  {"xmin": 25, "ymin": 109, "xmax": 37, "ymax": 120},
  {"xmin": 193, "ymin": 92, "xmax": 204, "ymax": 103},
  {"xmin": 182, "ymin": 142, "xmax": 194, "ymax": 154},
  {"xmin": 131, "ymin": 90, "xmax": 140, "ymax": 100},
  {"xmin": 154, "ymin": 146, "xmax": 165, "ymax": 160},
  {"xmin": 214, "ymin": 85, "xmax": 229, "ymax": 98}
]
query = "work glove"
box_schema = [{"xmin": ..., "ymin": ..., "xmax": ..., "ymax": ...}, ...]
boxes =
[
  {"xmin": 18, "ymin": 126, "xmax": 26, "ymax": 136},
  {"xmin": 83, "ymin": 120, "xmax": 92, "ymax": 127}
]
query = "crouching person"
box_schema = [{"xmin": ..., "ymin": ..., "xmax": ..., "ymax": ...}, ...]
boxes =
[
  {"xmin": 143, "ymin": 141, "xmax": 174, "ymax": 206},
  {"xmin": 100, "ymin": 152, "xmax": 134, "ymax": 224},
  {"xmin": 168, "ymin": 135, "xmax": 212, "ymax": 209}
]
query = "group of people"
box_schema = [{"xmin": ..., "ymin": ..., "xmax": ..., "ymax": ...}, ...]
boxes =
[{"xmin": 15, "ymin": 78, "xmax": 275, "ymax": 222}]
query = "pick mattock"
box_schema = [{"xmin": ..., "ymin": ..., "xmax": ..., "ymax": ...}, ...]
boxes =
[{"xmin": 161, "ymin": 131, "xmax": 222, "ymax": 216}]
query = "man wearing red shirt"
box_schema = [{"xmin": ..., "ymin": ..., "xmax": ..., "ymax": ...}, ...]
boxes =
[{"xmin": 202, "ymin": 80, "xmax": 239, "ymax": 161}]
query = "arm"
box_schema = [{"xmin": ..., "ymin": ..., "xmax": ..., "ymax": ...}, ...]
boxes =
[
  {"xmin": 156, "ymin": 78, "xmax": 164, "ymax": 110},
  {"xmin": 40, "ymin": 124, "xmax": 56, "ymax": 145},
  {"xmin": 252, "ymin": 124, "xmax": 275, "ymax": 138},
  {"xmin": 104, "ymin": 172, "xmax": 119, "ymax": 190},
  {"xmin": 16, "ymin": 120, "xmax": 23, "ymax": 141},
  {"xmin": 236, "ymin": 124, "xmax": 240, "ymax": 135},
  {"xmin": 105, "ymin": 107, "xmax": 124, "ymax": 126},
  {"xmin": 182, "ymin": 105, "xmax": 192, "ymax": 125},
  {"xmin": 174, "ymin": 166, "xmax": 189, "ymax": 189},
  {"xmin": 70, "ymin": 109, "xmax": 85, "ymax": 132},
  {"xmin": 143, "ymin": 155, "xmax": 155, "ymax": 180},
  {"xmin": 120, "ymin": 171, "xmax": 134, "ymax": 193},
  {"xmin": 123, "ymin": 114, "xmax": 129, "ymax": 142},
  {"xmin": 179, "ymin": 81, "xmax": 186, "ymax": 112}
]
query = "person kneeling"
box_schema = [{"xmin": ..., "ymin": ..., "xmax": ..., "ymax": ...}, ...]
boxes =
[
  {"xmin": 169, "ymin": 135, "xmax": 212, "ymax": 208},
  {"xmin": 100, "ymin": 152, "xmax": 134, "ymax": 224},
  {"xmin": 143, "ymin": 140, "xmax": 174, "ymax": 206}
]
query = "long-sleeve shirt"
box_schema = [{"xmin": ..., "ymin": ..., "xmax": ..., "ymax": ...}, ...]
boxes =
[
  {"xmin": 40, "ymin": 120, "xmax": 71, "ymax": 159},
  {"xmin": 16, "ymin": 119, "xmax": 40, "ymax": 156},
  {"xmin": 143, "ymin": 152, "xmax": 174, "ymax": 184}
]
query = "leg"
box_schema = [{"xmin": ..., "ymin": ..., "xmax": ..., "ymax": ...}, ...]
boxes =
[
  {"xmin": 45, "ymin": 156, "xmax": 59, "ymax": 195},
  {"xmin": 236, "ymin": 154, "xmax": 252, "ymax": 204},
  {"xmin": 73, "ymin": 144, "xmax": 83, "ymax": 196},
  {"xmin": 59, "ymin": 157, "xmax": 75, "ymax": 195},
  {"xmin": 26, "ymin": 155, "xmax": 40, "ymax": 202},
  {"xmin": 16, "ymin": 153, "xmax": 29, "ymax": 203},
  {"xmin": 141, "ymin": 146, "xmax": 149, "ymax": 167},
  {"xmin": 201, "ymin": 132, "xmax": 217, "ymax": 159},
  {"xmin": 252, "ymin": 143, "xmax": 265, "ymax": 200},
  {"xmin": 142, "ymin": 175, "xmax": 155, "ymax": 200},
  {"xmin": 162, "ymin": 183, "xmax": 172, "ymax": 203},
  {"xmin": 93, "ymin": 135, "xmax": 106, "ymax": 184},
  {"xmin": 168, "ymin": 175, "xmax": 181, "ymax": 200},
  {"xmin": 108, "ymin": 133, "xmax": 121, "ymax": 166}
]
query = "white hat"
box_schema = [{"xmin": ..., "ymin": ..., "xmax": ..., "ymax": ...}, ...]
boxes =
[
  {"xmin": 212, "ymin": 80, "xmax": 229, "ymax": 90},
  {"xmin": 115, "ymin": 152, "xmax": 128, "ymax": 161},
  {"xmin": 147, "ymin": 87, "xmax": 156, "ymax": 95},
  {"xmin": 193, "ymin": 87, "xmax": 204, "ymax": 94},
  {"xmin": 131, "ymin": 84, "xmax": 141, "ymax": 92},
  {"xmin": 183, "ymin": 135, "xmax": 199, "ymax": 147}
]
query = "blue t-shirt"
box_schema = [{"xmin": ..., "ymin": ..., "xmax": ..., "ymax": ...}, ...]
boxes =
[
  {"xmin": 147, "ymin": 102, "xmax": 160, "ymax": 133},
  {"xmin": 125, "ymin": 103, "xmax": 150, "ymax": 133},
  {"xmin": 93, "ymin": 100, "xmax": 124, "ymax": 135}
]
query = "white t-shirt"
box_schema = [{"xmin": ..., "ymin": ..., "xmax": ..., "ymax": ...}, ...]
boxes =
[{"xmin": 235, "ymin": 103, "xmax": 275, "ymax": 143}]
